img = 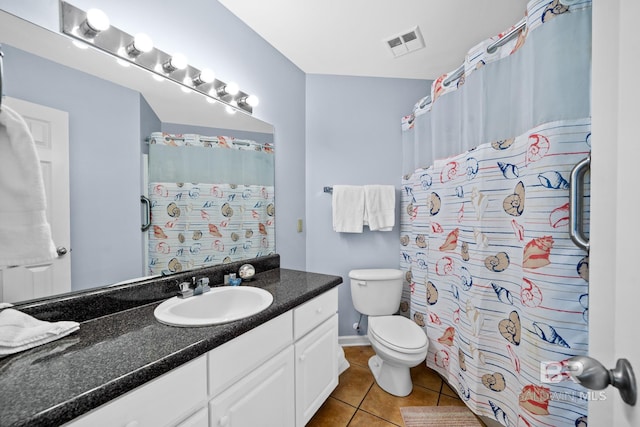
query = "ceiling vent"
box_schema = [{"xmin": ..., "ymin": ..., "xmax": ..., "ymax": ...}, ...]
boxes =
[{"xmin": 384, "ymin": 26, "xmax": 425, "ymax": 58}]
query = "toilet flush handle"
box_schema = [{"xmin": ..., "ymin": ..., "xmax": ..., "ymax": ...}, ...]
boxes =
[{"xmin": 358, "ymin": 281, "xmax": 367, "ymax": 286}]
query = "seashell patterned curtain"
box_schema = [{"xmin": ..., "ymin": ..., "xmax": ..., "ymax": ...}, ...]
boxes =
[
  {"xmin": 400, "ymin": 1, "xmax": 592, "ymax": 426},
  {"xmin": 146, "ymin": 133, "xmax": 275, "ymax": 275}
]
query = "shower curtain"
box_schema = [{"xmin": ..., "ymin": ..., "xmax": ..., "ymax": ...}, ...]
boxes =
[
  {"xmin": 146, "ymin": 133, "xmax": 275, "ymax": 275},
  {"xmin": 400, "ymin": 1, "xmax": 592, "ymax": 426}
]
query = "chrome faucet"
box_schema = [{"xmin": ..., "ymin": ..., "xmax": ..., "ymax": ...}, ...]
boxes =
[{"xmin": 177, "ymin": 277, "xmax": 211, "ymax": 299}]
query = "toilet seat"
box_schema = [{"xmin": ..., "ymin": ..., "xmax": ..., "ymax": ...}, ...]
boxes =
[{"xmin": 369, "ymin": 316, "xmax": 428, "ymax": 354}]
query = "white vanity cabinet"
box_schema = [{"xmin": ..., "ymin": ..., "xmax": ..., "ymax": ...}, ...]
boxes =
[
  {"xmin": 293, "ymin": 291, "xmax": 339, "ymax": 426},
  {"xmin": 208, "ymin": 287, "xmax": 339, "ymax": 427},
  {"xmin": 65, "ymin": 287, "xmax": 339, "ymax": 427}
]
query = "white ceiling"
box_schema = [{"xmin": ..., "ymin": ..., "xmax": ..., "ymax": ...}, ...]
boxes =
[{"xmin": 218, "ymin": 0, "xmax": 530, "ymax": 80}]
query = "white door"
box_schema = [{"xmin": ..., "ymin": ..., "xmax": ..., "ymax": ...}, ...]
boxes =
[
  {"xmin": 589, "ymin": 0, "xmax": 640, "ymax": 425},
  {"xmin": 0, "ymin": 97, "xmax": 71, "ymax": 302}
]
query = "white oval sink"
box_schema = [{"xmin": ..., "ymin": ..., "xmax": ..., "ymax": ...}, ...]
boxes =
[{"xmin": 154, "ymin": 286, "xmax": 273, "ymax": 327}]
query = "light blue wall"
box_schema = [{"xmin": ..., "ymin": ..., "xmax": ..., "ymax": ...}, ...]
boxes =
[
  {"xmin": 305, "ymin": 74, "xmax": 429, "ymax": 336},
  {"xmin": 0, "ymin": 0, "xmax": 308, "ymax": 270},
  {"xmin": 3, "ymin": 44, "xmax": 145, "ymax": 291}
]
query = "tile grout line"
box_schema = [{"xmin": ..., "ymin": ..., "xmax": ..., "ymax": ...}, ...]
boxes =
[{"xmin": 355, "ymin": 407, "xmax": 403, "ymax": 427}]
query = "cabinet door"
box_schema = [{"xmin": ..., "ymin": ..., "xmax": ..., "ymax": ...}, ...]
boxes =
[
  {"xmin": 209, "ymin": 346, "xmax": 295, "ymax": 427},
  {"xmin": 295, "ymin": 314, "xmax": 338, "ymax": 426}
]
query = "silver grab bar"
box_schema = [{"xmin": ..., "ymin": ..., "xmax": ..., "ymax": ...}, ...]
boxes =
[
  {"xmin": 141, "ymin": 195, "xmax": 151, "ymax": 231},
  {"xmin": 569, "ymin": 155, "xmax": 590, "ymax": 252}
]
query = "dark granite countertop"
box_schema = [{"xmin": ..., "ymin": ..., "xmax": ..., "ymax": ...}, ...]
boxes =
[{"xmin": 0, "ymin": 267, "xmax": 342, "ymax": 427}]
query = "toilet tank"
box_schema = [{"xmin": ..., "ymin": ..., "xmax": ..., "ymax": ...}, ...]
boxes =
[{"xmin": 349, "ymin": 269, "xmax": 404, "ymax": 316}]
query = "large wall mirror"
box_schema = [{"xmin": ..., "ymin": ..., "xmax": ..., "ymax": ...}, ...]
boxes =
[{"xmin": 0, "ymin": 10, "xmax": 275, "ymax": 303}]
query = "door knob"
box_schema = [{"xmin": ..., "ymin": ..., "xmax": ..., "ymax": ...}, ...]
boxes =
[
  {"xmin": 567, "ymin": 356, "xmax": 637, "ymax": 405},
  {"xmin": 56, "ymin": 246, "xmax": 68, "ymax": 256}
]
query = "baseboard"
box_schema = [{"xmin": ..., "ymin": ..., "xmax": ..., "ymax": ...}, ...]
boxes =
[{"xmin": 339, "ymin": 335, "xmax": 370, "ymax": 347}]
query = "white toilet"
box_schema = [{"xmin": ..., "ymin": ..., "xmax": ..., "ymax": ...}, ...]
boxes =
[{"xmin": 349, "ymin": 268, "xmax": 429, "ymax": 397}]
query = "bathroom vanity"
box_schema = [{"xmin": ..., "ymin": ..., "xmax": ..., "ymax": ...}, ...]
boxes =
[{"xmin": 0, "ymin": 255, "xmax": 342, "ymax": 427}]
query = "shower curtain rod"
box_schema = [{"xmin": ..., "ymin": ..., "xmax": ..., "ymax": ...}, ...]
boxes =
[
  {"xmin": 442, "ymin": 20, "xmax": 526, "ymax": 87},
  {"xmin": 145, "ymin": 135, "xmax": 258, "ymax": 147},
  {"xmin": 487, "ymin": 20, "xmax": 526, "ymax": 53}
]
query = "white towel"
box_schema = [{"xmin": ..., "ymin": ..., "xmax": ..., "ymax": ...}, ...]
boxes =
[
  {"xmin": 332, "ymin": 185, "xmax": 365, "ymax": 233},
  {"xmin": 0, "ymin": 308, "xmax": 79, "ymax": 357},
  {"xmin": 0, "ymin": 105, "xmax": 57, "ymax": 267},
  {"xmin": 364, "ymin": 185, "xmax": 396, "ymax": 231}
]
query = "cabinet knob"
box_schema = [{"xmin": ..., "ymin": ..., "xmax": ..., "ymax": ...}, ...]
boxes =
[
  {"xmin": 316, "ymin": 307, "xmax": 323, "ymax": 314},
  {"xmin": 299, "ymin": 354, "xmax": 306, "ymax": 362},
  {"xmin": 219, "ymin": 415, "xmax": 229, "ymax": 426},
  {"xmin": 124, "ymin": 421, "xmax": 139, "ymax": 427}
]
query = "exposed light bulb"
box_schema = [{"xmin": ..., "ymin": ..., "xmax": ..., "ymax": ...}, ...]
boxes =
[
  {"xmin": 193, "ymin": 69, "xmax": 215, "ymax": 86},
  {"xmin": 162, "ymin": 53, "xmax": 188, "ymax": 73},
  {"xmin": 81, "ymin": 8, "xmax": 110, "ymax": 38},
  {"xmin": 225, "ymin": 82, "xmax": 240, "ymax": 96},
  {"xmin": 126, "ymin": 33, "xmax": 153, "ymax": 57},
  {"xmin": 245, "ymin": 95, "xmax": 259, "ymax": 107}
]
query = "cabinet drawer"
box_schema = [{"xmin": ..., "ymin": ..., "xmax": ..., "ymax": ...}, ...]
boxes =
[
  {"xmin": 293, "ymin": 287, "xmax": 338, "ymax": 340},
  {"xmin": 208, "ymin": 311, "xmax": 292, "ymax": 397},
  {"xmin": 65, "ymin": 355, "xmax": 207, "ymax": 427}
]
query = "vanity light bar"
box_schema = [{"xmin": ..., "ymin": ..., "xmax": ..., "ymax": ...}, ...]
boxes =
[{"xmin": 59, "ymin": 1, "xmax": 255, "ymax": 115}]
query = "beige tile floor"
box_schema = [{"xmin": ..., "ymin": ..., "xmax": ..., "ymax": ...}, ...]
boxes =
[{"xmin": 307, "ymin": 345, "xmax": 479, "ymax": 426}]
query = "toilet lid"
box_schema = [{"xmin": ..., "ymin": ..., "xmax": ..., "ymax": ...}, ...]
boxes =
[{"xmin": 369, "ymin": 316, "xmax": 428, "ymax": 353}]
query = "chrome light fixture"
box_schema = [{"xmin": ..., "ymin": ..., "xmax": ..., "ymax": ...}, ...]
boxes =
[
  {"xmin": 239, "ymin": 94, "xmax": 260, "ymax": 108},
  {"xmin": 162, "ymin": 53, "xmax": 188, "ymax": 73},
  {"xmin": 60, "ymin": 1, "xmax": 258, "ymax": 115},
  {"xmin": 217, "ymin": 82, "xmax": 240, "ymax": 97},
  {"xmin": 192, "ymin": 69, "xmax": 215, "ymax": 86},
  {"xmin": 125, "ymin": 33, "xmax": 153, "ymax": 58},
  {"xmin": 79, "ymin": 8, "xmax": 110, "ymax": 38}
]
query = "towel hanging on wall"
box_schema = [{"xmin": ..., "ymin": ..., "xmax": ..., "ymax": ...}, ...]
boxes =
[
  {"xmin": 364, "ymin": 185, "xmax": 395, "ymax": 231},
  {"xmin": 332, "ymin": 185, "xmax": 365, "ymax": 233},
  {"xmin": 332, "ymin": 185, "xmax": 396, "ymax": 233},
  {"xmin": 0, "ymin": 105, "xmax": 57, "ymax": 267}
]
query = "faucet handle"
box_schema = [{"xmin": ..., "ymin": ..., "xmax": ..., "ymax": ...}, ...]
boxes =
[
  {"xmin": 196, "ymin": 277, "xmax": 210, "ymax": 293},
  {"xmin": 178, "ymin": 281, "xmax": 191, "ymax": 292}
]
